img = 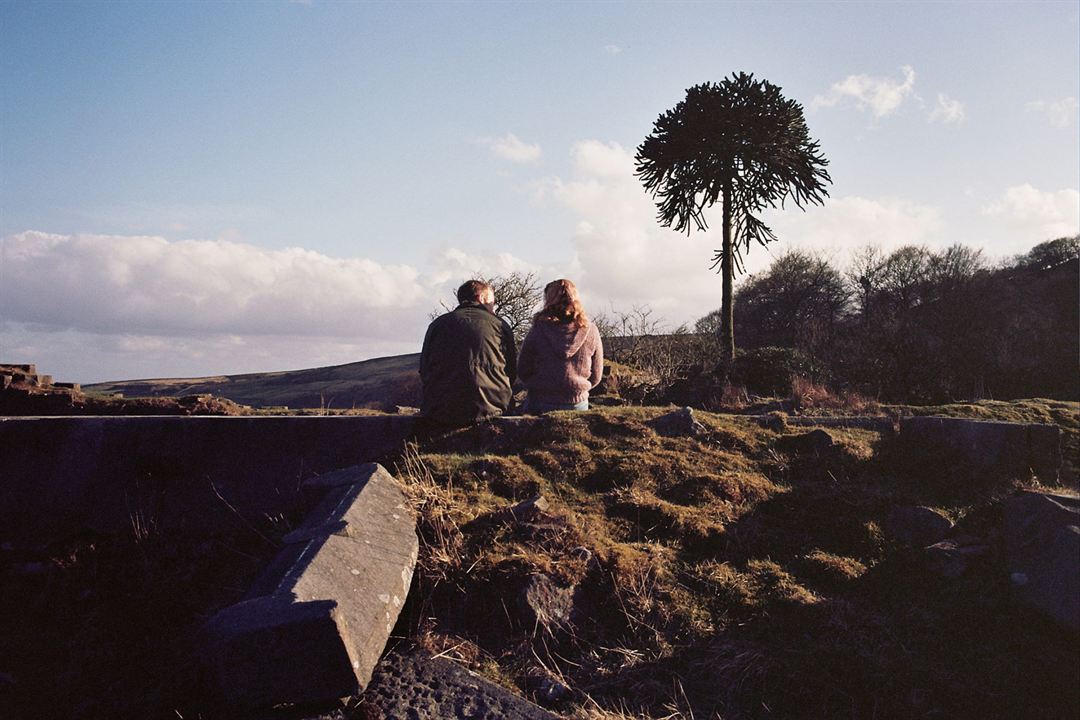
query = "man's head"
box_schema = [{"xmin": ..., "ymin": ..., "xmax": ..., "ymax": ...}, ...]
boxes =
[{"xmin": 457, "ymin": 280, "xmax": 495, "ymax": 308}]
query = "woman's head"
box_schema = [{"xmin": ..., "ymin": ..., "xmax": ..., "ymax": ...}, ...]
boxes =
[{"xmin": 536, "ymin": 278, "xmax": 588, "ymax": 326}]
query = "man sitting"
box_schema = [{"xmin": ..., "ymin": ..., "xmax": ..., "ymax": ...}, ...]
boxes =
[{"xmin": 419, "ymin": 280, "xmax": 517, "ymax": 426}]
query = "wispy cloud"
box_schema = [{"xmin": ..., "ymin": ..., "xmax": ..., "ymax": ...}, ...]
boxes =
[
  {"xmin": 603, "ymin": 44, "xmax": 623, "ymax": 55},
  {"xmin": 928, "ymin": 93, "xmax": 965, "ymax": 124},
  {"xmin": 812, "ymin": 65, "xmax": 916, "ymax": 118},
  {"xmin": 479, "ymin": 132, "xmax": 542, "ymax": 163},
  {"xmin": 1026, "ymin": 97, "xmax": 1079, "ymax": 128}
]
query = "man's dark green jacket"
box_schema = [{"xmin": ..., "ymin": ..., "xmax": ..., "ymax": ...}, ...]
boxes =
[{"xmin": 419, "ymin": 302, "xmax": 517, "ymax": 425}]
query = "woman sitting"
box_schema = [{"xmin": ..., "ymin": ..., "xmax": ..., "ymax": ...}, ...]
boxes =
[{"xmin": 518, "ymin": 279, "xmax": 604, "ymax": 413}]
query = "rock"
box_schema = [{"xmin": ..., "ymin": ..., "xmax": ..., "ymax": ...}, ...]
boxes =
[
  {"xmin": 648, "ymin": 407, "xmax": 708, "ymax": 438},
  {"xmin": 776, "ymin": 429, "xmax": 835, "ymax": 456},
  {"xmin": 757, "ymin": 413, "xmax": 788, "ymax": 432},
  {"xmin": 900, "ymin": 416, "xmax": 1061, "ymax": 482},
  {"xmin": 1027, "ymin": 424, "xmax": 1064, "ymax": 484},
  {"xmin": 924, "ymin": 537, "xmax": 989, "ymax": 578},
  {"xmin": 525, "ymin": 668, "xmax": 572, "ymax": 704},
  {"xmin": 885, "ymin": 506, "xmax": 954, "ymax": 547},
  {"xmin": 362, "ymin": 649, "xmax": 558, "ymax": 719},
  {"xmin": 199, "ymin": 463, "xmax": 419, "ymax": 709},
  {"xmin": 518, "ymin": 573, "xmax": 577, "ymax": 636},
  {"xmin": 1004, "ymin": 490, "xmax": 1080, "ymax": 633},
  {"xmin": 509, "ymin": 494, "xmax": 549, "ymax": 521}
]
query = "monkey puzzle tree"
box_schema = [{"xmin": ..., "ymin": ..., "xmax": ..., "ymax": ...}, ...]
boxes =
[{"xmin": 635, "ymin": 72, "xmax": 831, "ymax": 365}]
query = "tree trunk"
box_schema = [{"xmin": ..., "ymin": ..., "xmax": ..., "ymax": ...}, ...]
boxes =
[{"xmin": 720, "ymin": 180, "xmax": 735, "ymax": 366}]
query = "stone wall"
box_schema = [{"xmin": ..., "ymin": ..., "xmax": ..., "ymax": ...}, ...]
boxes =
[{"xmin": 0, "ymin": 415, "xmax": 416, "ymax": 542}]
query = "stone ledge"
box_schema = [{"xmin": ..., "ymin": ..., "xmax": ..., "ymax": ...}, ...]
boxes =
[
  {"xmin": 361, "ymin": 649, "xmax": 559, "ymax": 719},
  {"xmin": 900, "ymin": 416, "xmax": 1061, "ymax": 481},
  {"xmin": 199, "ymin": 463, "xmax": 418, "ymax": 709}
]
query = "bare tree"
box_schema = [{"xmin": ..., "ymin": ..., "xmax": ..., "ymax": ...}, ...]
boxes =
[{"xmin": 431, "ymin": 271, "xmax": 542, "ymax": 344}]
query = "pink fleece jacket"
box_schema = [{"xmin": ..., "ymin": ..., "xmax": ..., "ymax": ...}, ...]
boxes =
[{"xmin": 517, "ymin": 319, "xmax": 604, "ymax": 404}]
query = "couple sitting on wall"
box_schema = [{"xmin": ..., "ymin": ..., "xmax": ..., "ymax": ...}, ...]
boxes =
[{"xmin": 419, "ymin": 278, "xmax": 603, "ymax": 427}]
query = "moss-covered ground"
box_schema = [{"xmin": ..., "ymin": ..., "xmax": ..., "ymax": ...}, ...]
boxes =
[{"xmin": 378, "ymin": 401, "xmax": 1078, "ymax": 719}]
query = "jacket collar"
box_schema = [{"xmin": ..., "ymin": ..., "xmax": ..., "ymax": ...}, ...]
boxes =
[{"xmin": 457, "ymin": 300, "xmax": 496, "ymax": 313}]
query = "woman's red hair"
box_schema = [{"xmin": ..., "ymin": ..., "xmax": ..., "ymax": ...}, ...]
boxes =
[{"xmin": 535, "ymin": 279, "xmax": 588, "ymax": 327}]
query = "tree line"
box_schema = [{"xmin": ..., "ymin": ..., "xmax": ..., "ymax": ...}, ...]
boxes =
[{"xmin": 695, "ymin": 236, "xmax": 1079, "ymax": 403}]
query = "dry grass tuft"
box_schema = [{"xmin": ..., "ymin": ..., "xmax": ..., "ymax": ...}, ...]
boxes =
[{"xmin": 790, "ymin": 375, "xmax": 881, "ymax": 414}]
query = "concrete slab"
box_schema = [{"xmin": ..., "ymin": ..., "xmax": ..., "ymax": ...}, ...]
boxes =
[
  {"xmin": 200, "ymin": 463, "xmax": 419, "ymax": 709},
  {"xmin": 900, "ymin": 416, "xmax": 1061, "ymax": 481}
]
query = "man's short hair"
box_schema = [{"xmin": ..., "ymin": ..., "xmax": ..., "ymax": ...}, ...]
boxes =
[{"xmin": 457, "ymin": 280, "xmax": 493, "ymax": 304}]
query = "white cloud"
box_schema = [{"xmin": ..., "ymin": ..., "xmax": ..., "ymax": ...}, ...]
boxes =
[
  {"xmin": 544, "ymin": 140, "xmax": 954, "ymax": 325},
  {"xmin": 929, "ymin": 93, "xmax": 965, "ymax": 124},
  {"xmin": 550, "ymin": 140, "xmax": 744, "ymax": 325},
  {"xmin": 765, "ymin": 195, "xmax": 944, "ymax": 262},
  {"xmin": 0, "ymin": 231, "xmax": 543, "ymax": 381},
  {"xmin": 479, "ymin": 132, "xmax": 542, "ymax": 163},
  {"xmin": 603, "ymin": 44, "xmax": 623, "ymax": 55},
  {"xmin": 0, "ymin": 232, "xmax": 429, "ymax": 338},
  {"xmin": 812, "ymin": 65, "xmax": 916, "ymax": 117},
  {"xmin": 981, "ymin": 184, "xmax": 1080, "ymax": 241},
  {"xmin": 1026, "ymin": 97, "xmax": 1079, "ymax": 128}
]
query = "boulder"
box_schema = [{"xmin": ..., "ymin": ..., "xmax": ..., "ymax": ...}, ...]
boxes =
[
  {"xmin": 885, "ymin": 506, "xmax": 954, "ymax": 547},
  {"xmin": 648, "ymin": 407, "xmax": 708, "ymax": 438},
  {"xmin": 776, "ymin": 429, "xmax": 835, "ymax": 456},
  {"xmin": 924, "ymin": 536, "xmax": 989, "ymax": 578},
  {"xmin": 1004, "ymin": 491, "xmax": 1080, "ymax": 633},
  {"xmin": 199, "ymin": 463, "xmax": 419, "ymax": 709}
]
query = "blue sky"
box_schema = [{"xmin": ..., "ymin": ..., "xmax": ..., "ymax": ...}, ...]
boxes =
[{"xmin": 2, "ymin": 1, "xmax": 1078, "ymax": 382}]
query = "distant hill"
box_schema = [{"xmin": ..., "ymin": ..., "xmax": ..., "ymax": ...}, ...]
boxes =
[{"xmin": 86, "ymin": 354, "xmax": 421, "ymax": 410}]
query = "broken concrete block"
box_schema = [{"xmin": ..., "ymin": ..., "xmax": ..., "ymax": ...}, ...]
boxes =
[
  {"xmin": 199, "ymin": 596, "xmax": 359, "ymax": 707},
  {"xmin": 1005, "ymin": 490, "xmax": 1080, "ymax": 633},
  {"xmin": 302, "ymin": 461, "xmax": 385, "ymax": 491},
  {"xmin": 199, "ymin": 463, "xmax": 418, "ymax": 709}
]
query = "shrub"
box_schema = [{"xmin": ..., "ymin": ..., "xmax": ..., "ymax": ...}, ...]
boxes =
[{"xmin": 734, "ymin": 346, "xmax": 821, "ymax": 396}]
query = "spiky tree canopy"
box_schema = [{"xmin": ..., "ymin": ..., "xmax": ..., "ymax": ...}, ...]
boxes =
[{"xmin": 635, "ymin": 72, "xmax": 831, "ymax": 272}]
